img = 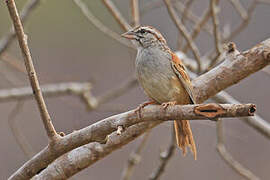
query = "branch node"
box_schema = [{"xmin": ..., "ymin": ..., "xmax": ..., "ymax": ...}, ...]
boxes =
[
  {"xmin": 117, "ymin": 125, "xmax": 124, "ymax": 135},
  {"xmin": 248, "ymin": 105, "xmax": 256, "ymax": 115},
  {"xmin": 194, "ymin": 103, "xmax": 226, "ymax": 118},
  {"xmin": 227, "ymin": 42, "xmax": 236, "ymax": 53},
  {"xmin": 58, "ymin": 132, "xmax": 65, "ymax": 137}
]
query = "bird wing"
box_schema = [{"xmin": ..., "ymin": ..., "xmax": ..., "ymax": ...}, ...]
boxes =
[{"xmin": 170, "ymin": 52, "xmax": 196, "ymax": 104}]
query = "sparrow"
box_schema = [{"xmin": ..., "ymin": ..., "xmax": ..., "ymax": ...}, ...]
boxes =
[{"xmin": 122, "ymin": 26, "xmax": 197, "ymax": 159}]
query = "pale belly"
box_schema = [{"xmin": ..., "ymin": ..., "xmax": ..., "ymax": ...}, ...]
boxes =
[{"xmin": 135, "ymin": 49, "xmax": 190, "ymax": 104}]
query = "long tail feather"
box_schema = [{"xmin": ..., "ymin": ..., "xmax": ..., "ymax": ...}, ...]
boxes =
[{"xmin": 174, "ymin": 120, "xmax": 197, "ymax": 160}]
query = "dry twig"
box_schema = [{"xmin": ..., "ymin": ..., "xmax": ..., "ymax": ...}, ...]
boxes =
[
  {"xmin": 210, "ymin": 0, "xmax": 222, "ymax": 63},
  {"xmin": 216, "ymin": 120, "xmax": 260, "ymax": 180},
  {"xmin": 163, "ymin": 0, "xmax": 202, "ymax": 72},
  {"xmin": 102, "ymin": 0, "xmax": 131, "ymax": 31},
  {"xmin": 149, "ymin": 126, "xmax": 176, "ymax": 180},
  {"xmin": 182, "ymin": 8, "xmax": 212, "ymax": 53},
  {"xmin": 121, "ymin": 131, "xmax": 151, "ymax": 180},
  {"xmin": 131, "ymin": 0, "xmax": 140, "ymax": 27},
  {"xmin": 73, "ymin": 0, "xmax": 134, "ymax": 49},
  {"xmin": 6, "ymin": 0, "xmax": 58, "ymax": 141},
  {"xmin": 8, "ymin": 101, "xmax": 35, "ymax": 158}
]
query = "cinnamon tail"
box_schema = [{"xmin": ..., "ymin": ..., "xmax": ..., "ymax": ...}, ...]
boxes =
[{"xmin": 174, "ymin": 120, "xmax": 197, "ymax": 160}]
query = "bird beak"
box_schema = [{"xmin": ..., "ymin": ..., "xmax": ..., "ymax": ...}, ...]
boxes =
[{"xmin": 121, "ymin": 31, "xmax": 136, "ymax": 40}]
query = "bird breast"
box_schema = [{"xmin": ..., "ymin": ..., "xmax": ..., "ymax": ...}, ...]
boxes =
[{"xmin": 135, "ymin": 47, "xmax": 189, "ymax": 104}]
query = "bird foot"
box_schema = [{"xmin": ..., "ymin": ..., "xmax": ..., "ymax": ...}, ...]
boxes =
[
  {"xmin": 135, "ymin": 101, "xmax": 156, "ymax": 119},
  {"xmin": 161, "ymin": 101, "xmax": 177, "ymax": 110}
]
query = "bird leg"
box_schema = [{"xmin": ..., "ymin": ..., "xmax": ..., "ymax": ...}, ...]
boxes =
[
  {"xmin": 161, "ymin": 101, "xmax": 177, "ymax": 110},
  {"xmin": 135, "ymin": 101, "xmax": 156, "ymax": 119}
]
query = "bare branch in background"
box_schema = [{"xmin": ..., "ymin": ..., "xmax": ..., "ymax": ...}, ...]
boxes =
[
  {"xmin": 0, "ymin": 0, "xmax": 40, "ymax": 57},
  {"xmin": 182, "ymin": 8, "xmax": 212, "ymax": 53},
  {"xmin": 131, "ymin": 0, "xmax": 140, "ymax": 27},
  {"xmin": 0, "ymin": 82, "xmax": 91, "ymax": 102},
  {"xmin": 229, "ymin": 0, "xmax": 248, "ymax": 19},
  {"xmin": 142, "ymin": 1, "xmax": 213, "ymax": 36},
  {"xmin": 6, "ymin": 0, "xmax": 59, "ymax": 141},
  {"xmin": 102, "ymin": 0, "xmax": 131, "ymax": 31},
  {"xmin": 8, "ymin": 101, "xmax": 35, "ymax": 158},
  {"xmin": 224, "ymin": 0, "xmax": 257, "ymax": 42},
  {"xmin": 163, "ymin": 0, "xmax": 202, "ymax": 73},
  {"xmin": 73, "ymin": 0, "xmax": 134, "ymax": 49},
  {"xmin": 181, "ymin": 0, "xmax": 194, "ymax": 25},
  {"xmin": 210, "ymin": 0, "xmax": 222, "ymax": 64},
  {"xmin": 177, "ymin": 0, "xmax": 194, "ymax": 48},
  {"xmin": 206, "ymin": 1, "xmax": 257, "ymax": 65},
  {"xmin": 121, "ymin": 131, "xmax": 151, "ymax": 180},
  {"xmin": 216, "ymin": 120, "xmax": 260, "ymax": 180},
  {"xmin": 0, "ymin": 78, "xmax": 138, "ymax": 111},
  {"xmin": 149, "ymin": 125, "xmax": 176, "ymax": 180}
]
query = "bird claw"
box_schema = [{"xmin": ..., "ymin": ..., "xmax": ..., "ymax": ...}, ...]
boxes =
[
  {"xmin": 161, "ymin": 101, "xmax": 177, "ymax": 110},
  {"xmin": 135, "ymin": 101, "xmax": 155, "ymax": 119}
]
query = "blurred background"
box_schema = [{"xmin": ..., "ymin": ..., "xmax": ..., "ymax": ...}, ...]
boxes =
[{"xmin": 0, "ymin": 0, "xmax": 270, "ymax": 179}]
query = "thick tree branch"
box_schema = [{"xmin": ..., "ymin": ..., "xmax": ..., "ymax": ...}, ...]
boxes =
[
  {"xmin": 9, "ymin": 103, "xmax": 254, "ymax": 180},
  {"xmin": 6, "ymin": 0, "xmax": 58, "ymax": 141},
  {"xmin": 32, "ymin": 122, "xmax": 158, "ymax": 180},
  {"xmin": 193, "ymin": 40, "xmax": 270, "ymax": 103},
  {"xmin": 8, "ymin": 37, "xmax": 270, "ymax": 180}
]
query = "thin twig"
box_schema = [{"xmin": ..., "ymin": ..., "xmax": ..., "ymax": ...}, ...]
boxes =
[
  {"xmin": 102, "ymin": 0, "xmax": 131, "ymax": 31},
  {"xmin": 6, "ymin": 0, "xmax": 58, "ymax": 141},
  {"xmin": 210, "ymin": 0, "xmax": 222, "ymax": 65},
  {"xmin": 0, "ymin": 0, "xmax": 40, "ymax": 57},
  {"xmin": 163, "ymin": 0, "xmax": 202, "ymax": 73},
  {"xmin": 149, "ymin": 125, "xmax": 176, "ymax": 180},
  {"xmin": 131, "ymin": 0, "xmax": 140, "ymax": 27},
  {"xmin": 182, "ymin": 8, "xmax": 212, "ymax": 53},
  {"xmin": 229, "ymin": 0, "xmax": 248, "ymax": 19},
  {"xmin": 142, "ymin": 1, "xmax": 213, "ymax": 35},
  {"xmin": 216, "ymin": 120, "xmax": 260, "ymax": 180},
  {"xmin": 206, "ymin": 0, "xmax": 257, "ymax": 68},
  {"xmin": 178, "ymin": 0, "xmax": 194, "ymax": 49},
  {"xmin": 181, "ymin": 0, "xmax": 194, "ymax": 25},
  {"xmin": 224, "ymin": 0, "xmax": 257, "ymax": 42},
  {"xmin": 73, "ymin": 0, "xmax": 134, "ymax": 49},
  {"xmin": 121, "ymin": 131, "xmax": 151, "ymax": 180}
]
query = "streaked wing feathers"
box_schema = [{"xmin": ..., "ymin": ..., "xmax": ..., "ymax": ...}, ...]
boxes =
[{"xmin": 170, "ymin": 53, "xmax": 196, "ymax": 104}]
